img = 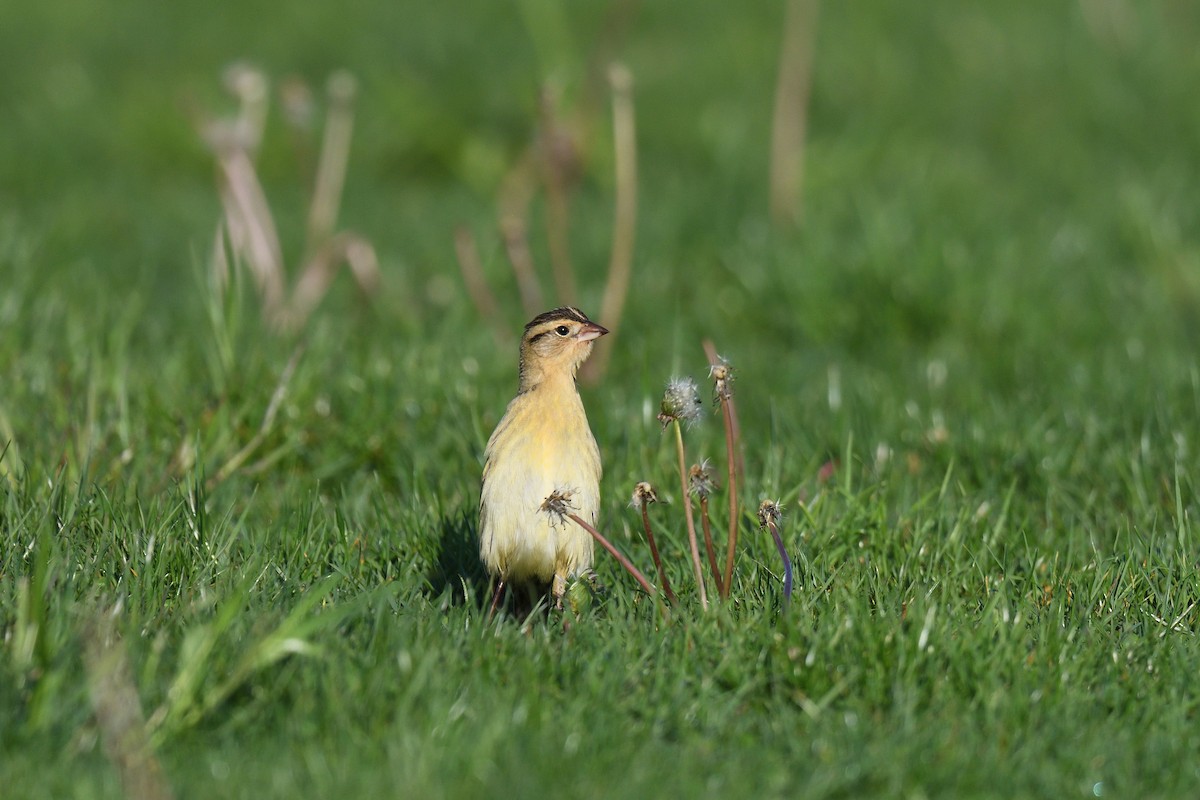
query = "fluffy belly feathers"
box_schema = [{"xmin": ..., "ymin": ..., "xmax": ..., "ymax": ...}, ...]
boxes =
[{"xmin": 479, "ymin": 391, "xmax": 599, "ymax": 584}]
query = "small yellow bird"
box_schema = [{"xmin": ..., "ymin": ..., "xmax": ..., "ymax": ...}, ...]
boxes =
[{"xmin": 479, "ymin": 307, "xmax": 609, "ymax": 615}]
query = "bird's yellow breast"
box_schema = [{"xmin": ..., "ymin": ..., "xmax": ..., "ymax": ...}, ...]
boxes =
[{"xmin": 479, "ymin": 380, "xmax": 601, "ymax": 584}]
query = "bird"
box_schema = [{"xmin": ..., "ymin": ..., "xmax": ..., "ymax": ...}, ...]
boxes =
[{"xmin": 479, "ymin": 306, "xmax": 609, "ymax": 616}]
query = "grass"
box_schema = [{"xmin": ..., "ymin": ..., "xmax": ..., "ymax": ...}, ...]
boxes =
[{"xmin": 4, "ymin": 0, "xmax": 1200, "ymax": 797}]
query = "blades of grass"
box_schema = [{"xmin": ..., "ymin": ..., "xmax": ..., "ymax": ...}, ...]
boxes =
[
  {"xmin": 197, "ymin": 578, "xmax": 342, "ymax": 720},
  {"xmin": 152, "ymin": 565, "xmax": 265, "ymax": 736}
]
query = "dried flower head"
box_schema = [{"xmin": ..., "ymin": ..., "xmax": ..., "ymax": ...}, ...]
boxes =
[
  {"xmin": 708, "ymin": 358, "xmax": 734, "ymax": 402},
  {"xmin": 688, "ymin": 460, "xmax": 716, "ymax": 498},
  {"xmin": 630, "ymin": 481, "xmax": 659, "ymax": 509},
  {"xmin": 757, "ymin": 499, "xmax": 783, "ymax": 529},
  {"xmin": 658, "ymin": 376, "xmax": 704, "ymax": 428},
  {"xmin": 540, "ymin": 488, "xmax": 577, "ymax": 526}
]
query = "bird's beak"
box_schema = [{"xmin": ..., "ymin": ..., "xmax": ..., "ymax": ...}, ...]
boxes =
[{"xmin": 576, "ymin": 321, "xmax": 609, "ymax": 342}]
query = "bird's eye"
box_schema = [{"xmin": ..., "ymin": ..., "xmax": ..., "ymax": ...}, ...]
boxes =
[{"xmin": 554, "ymin": 325, "xmax": 570, "ymax": 336}]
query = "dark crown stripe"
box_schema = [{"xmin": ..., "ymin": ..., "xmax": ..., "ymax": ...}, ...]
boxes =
[{"xmin": 523, "ymin": 306, "xmax": 591, "ymax": 332}]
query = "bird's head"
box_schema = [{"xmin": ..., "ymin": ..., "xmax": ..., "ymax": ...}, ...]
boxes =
[{"xmin": 518, "ymin": 306, "xmax": 609, "ymax": 389}]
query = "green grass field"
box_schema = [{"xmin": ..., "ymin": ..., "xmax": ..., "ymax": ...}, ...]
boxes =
[{"xmin": 4, "ymin": 1, "xmax": 1200, "ymax": 797}]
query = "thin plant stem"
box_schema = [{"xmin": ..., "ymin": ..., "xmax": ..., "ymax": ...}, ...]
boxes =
[
  {"xmin": 538, "ymin": 87, "xmax": 578, "ymax": 306},
  {"xmin": 705, "ymin": 340, "xmax": 743, "ymax": 599},
  {"xmin": 453, "ymin": 226, "xmax": 511, "ymax": 348},
  {"xmin": 703, "ymin": 339, "xmax": 744, "ymax": 480},
  {"xmin": 307, "ymin": 71, "xmax": 356, "ymax": 250},
  {"xmin": 585, "ymin": 63, "xmax": 638, "ymax": 383},
  {"xmin": 698, "ymin": 496, "xmax": 725, "ymax": 598},
  {"xmin": 639, "ymin": 505, "xmax": 676, "ymax": 604},
  {"xmin": 501, "ymin": 217, "xmax": 544, "ymax": 316},
  {"xmin": 83, "ymin": 609, "xmax": 175, "ymax": 800},
  {"xmin": 766, "ymin": 519, "xmax": 793, "ymax": 610},
  {"xmin": 769, "ymin": 0, "xmax": 820, "ymax": 227},
  {"xmin": 497, "ymin": 150, "xmax": 544, "ymax": 316},
  {"xmin": 566, "ymin": 513, "xmax": 655, "ymax": 598},
  {"xmin": 718, "ymin": 399, "xmax": 739, "ymax": 598},
  {"xmin": 674, "ymin": 421, "xmax": 708, "ymax": 610}
]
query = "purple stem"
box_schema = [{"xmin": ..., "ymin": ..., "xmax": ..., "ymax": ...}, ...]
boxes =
[{"xmin": 767, "ymin": 520, "xmax": 793, "ymax": 608}]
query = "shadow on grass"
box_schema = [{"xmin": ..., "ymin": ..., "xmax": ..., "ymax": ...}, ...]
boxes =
[
  {"xmin": 424, "ymin": 512, "xmax": 556, "ymax": 619},
  {"xmin": 425, "ymin": 511, "xmax": 489, "ymax": 607}
]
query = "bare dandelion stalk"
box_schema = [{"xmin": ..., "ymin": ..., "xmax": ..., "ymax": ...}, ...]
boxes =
[
  {"xmin": 769, "ymin": 0, "xmax": 820, "ymax": 227},
  {"xmin": 758, "ymin": 500, "xmax": 792, "ymax": 609},
  {"xmin": 83, "ymin": 607, "xmax": 175, "ymax": 800},
  {"xmin": 569, "ymin": 512, "xmax": 655, "ymax": 598},
  {"xmin": 585, "ymin": 63, "xmax": 638, "ymax": 383},
  {"xmin": 497, "ymin": 150, "xmax": 544, "ymax": 316},
  {"xmin": 632, "ymin": 482, "xmax": 676, "ymax": 604},
  {"xmin": 286, "ymin": 232, "xmax": 381, "ymax": 332},
  {"xmin": 674, "ymin": 423, "xmax": 707, "ymax": 609},
  {"xmin": 538, "ymin": 85, "xmax": 579, "ymax": 306},
  {"xmin": 690, "ymin": 463, "xmax": 725, "ymax": 597},
  {"xmin": 542, "ymin": 490, "xmax": 655, "ymax": 597},
  {"xmin": 214, "ymin": 143, "xmax": 286, "ymax": 315},
  {"xmin": 705, "ymin": 344, "xmax": 743, "ymax": 599},
  {"xmin": 202, "ymin": 65, "xmax": 380, "ymax": 333},
  {"xmin": 453, "ymin": 226, "xmax": 511, "ymax": 348},
  {"xmin": 659, "ymin": 378, "xmax": 707, "ymax": 609},
  {"xmin": 307, "ymin": 71, "xmax": 356, "ymax": 250}
]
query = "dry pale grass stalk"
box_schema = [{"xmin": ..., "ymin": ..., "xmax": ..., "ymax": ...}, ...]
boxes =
[
  {"xmin": 287, "ymin": 232, "xmax": 381, "ymax": 331},
  {"xmin": 584, "ymin": 63, "xmax": 638, "ymax": 384},
  {"xmin": 498, "ymin": 152, "xmax": 545, "ymax": 316},
  {"xmin": 83, "ymin": 607, "xmax": 175, "ymax": 800},
  {"xmin": 202, "ymin": 65, "xmax": 381, "ymax": 333},
  {"xmin": 307, "ymin": 71, "xmax": 357, "ymax": 250},
  {"xmin": 769, "ymin": 0, "xmax": 820, "ymax": 228},
  {"xmin": 1078, "ymin": 0, "xmax": 1136, "ymax": 51},
  {"xmin": 537, "ymin": 85, "xmax": 580, "ymax": 306},
  {"xmin": 223, "ymin": 62, "xmax": 268, "ymax": 154},
  {"xmin": 454, "ymin": 226, "xmax": 511, "ymax": 347},
  {"xmin": 211, "ymin": 141, "xmax": 286, "ymax": 312},
  {"xmin": 659, "ymin": 379, "xmax": 708, "ymax": 609},
  {"xmin": 674, "ymin": 423, "xmax": 708, "ymax": 609}
]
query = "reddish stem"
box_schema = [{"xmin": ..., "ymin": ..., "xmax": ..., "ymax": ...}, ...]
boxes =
[
  {"xmin": 699, "ymin": 496, "xmax": 725, "ymax": 597},
  {"xmin": 640, "ymin": 505, "xmax": 677, "ymax": 604},
  {"xmin": 567, "ymin": 513, "xmax": 656, "ymax": 598}
]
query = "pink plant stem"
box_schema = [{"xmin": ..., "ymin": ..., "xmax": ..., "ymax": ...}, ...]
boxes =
[
  {"xmin": 699, "ymin": 496, "xmax": 725, "ymax": 598},
  {"xmin": 704, "ymin": 339, "xmax": 742, "ymax": 600},
  {"xmin": 567, "ymin": 513, "xmax": 656, "ymax": 598},
  {"xmin": 640, "ymin": 506, "xmax": 676, "ymax": 604}
]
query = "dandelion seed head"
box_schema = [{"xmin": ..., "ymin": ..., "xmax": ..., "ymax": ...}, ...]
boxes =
[
  {"xmin": 757, "ymin": 499, "xmax": 783, "ymax": 529},
  {"xmin": 630, "ymin": 481, "xmax": 659, "ymax": 509},
  {"xmin": 708, "ymin": 358, "xmax": 734, "ymax": 401},
  {"xmin": 540, "ymin": 488, "xmax": 577, "ymax": 525},
  {"xmin": 688, "ymin": 460, "xmax": 716, "ymax": 498},
  {"xmin": 659, "ymin": 376, "xmax": 703, "ymax": 427}
]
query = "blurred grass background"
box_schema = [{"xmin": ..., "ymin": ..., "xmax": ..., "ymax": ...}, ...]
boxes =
[{"xmin": 3, "ymin": 0, "xmax": 1200, "ymax": 797}]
